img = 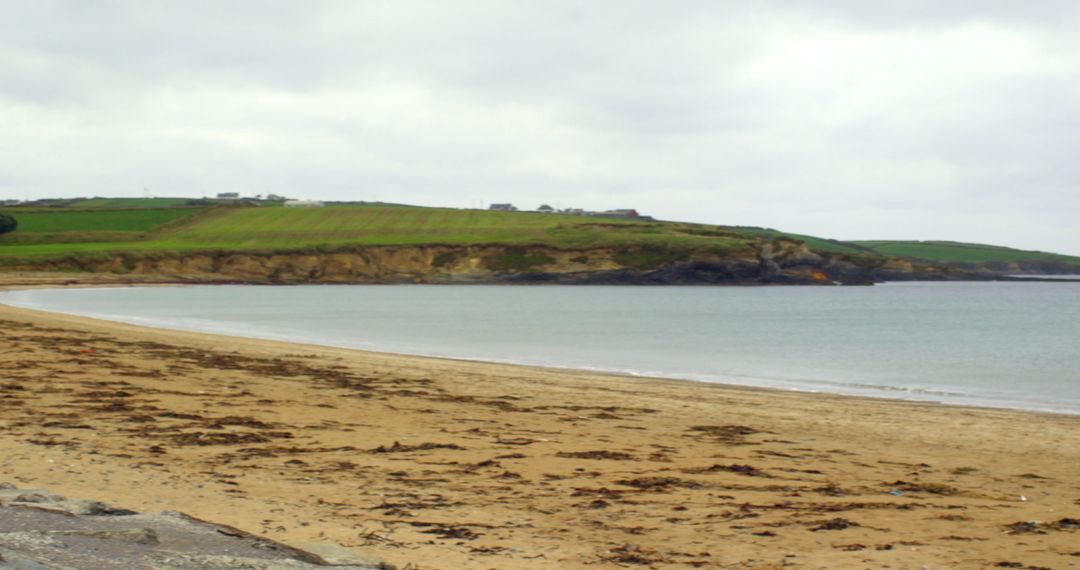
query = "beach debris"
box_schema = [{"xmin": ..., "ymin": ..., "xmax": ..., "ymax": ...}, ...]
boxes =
[
  {"xmin": 1004, "ymin": 521, "xmax": 1042, "ymax": 534},
  {"xmin": 686, "ymin": 424, "xmax": 760, "ymax": 444},
  {"xmin": 885, "ymin": 480, "xmax": 958, "ymax": 495},
  {"xmin": 462, "ymin": 459, "xmax": 501, "ymax": 471},
  {"xmin": 616, "ymin": 476, "xmax": 703, "ymax": 491},
  {"xmin": 415, "ymin": 524, "xmax": 482, "ymax": 540},
  {"xmin": 4, "ymin": 311, "xmax": 1079, "ymax": 569},
  {"xmin": 814, "ymin": 482, "xmax": 849, "ymax": 497},
  {"xmin": 940, "ymin": 535, "xmax": 989, "ymax": 541},
  {"xmin": 370, "ymin": 441, "xmax": 465, "ymax": 453},
  {"xmin": 169, "ymin": 431, "xmax": 290, "ymax": 446},
  {"xmin": 571, "ymin": 487, "xmax": 626, "ymax": 504},
  {"xmin": 1058, "ymin": 518, "xmax": 1080, "ymax": 529},
  {"xmin": 599, "ymin": 543, "xmax": 665, "ymax": 565},
  {"xmin": 495, "ymin": 436, "xmax": 540, "ymax": 445},
  {"xmin": 810, "ymin": 518, "xmax": 860, "ymax": 531},
  {"xmin": 204, "ymin": 415, "xmax": 280, "ymax": 430},
  {"xmin": 684, "ymin": 463, "xmax": 767, "ymax": 477},
  {"xmin": 556, "ymin": 450, "xmax": 635, "ymax": 460},
  {"xmin": 1004, "ymin": 518, "xmax": 1079, "ymax": 534}
]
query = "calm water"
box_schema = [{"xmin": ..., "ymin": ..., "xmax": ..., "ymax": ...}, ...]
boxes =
[{"xmin": 2, "ymin": 283, "xmax": 1078, "ymax": 413}]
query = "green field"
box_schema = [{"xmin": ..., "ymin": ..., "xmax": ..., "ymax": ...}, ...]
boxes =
[
  {"xmin": 67, "ymin": 197, "xmax": 197, "ymax": 209},
  {"xmin": 9, "ymin": 209, "xmax": 198, "ymax": 233},
  {"xmin": 166, "ymin": 206, "xmax": 587, "ymax": 247},
  {"xmin": 1, "ymin": 201, "xmax": 1077, "ymax": 273},
  {"xmin": 0, "ymin": 207, "xmax": 203, "ymax": 249},
  {"xmin": 0, "ymin": 204, "xmax": 755, "ymax": 259}
]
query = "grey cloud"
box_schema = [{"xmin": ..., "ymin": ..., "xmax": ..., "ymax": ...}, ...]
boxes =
[{"xmin": 0, "ymin": 1, "xmax": 1077, "ymax": 254}]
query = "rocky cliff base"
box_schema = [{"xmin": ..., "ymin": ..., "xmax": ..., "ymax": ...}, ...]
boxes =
[{"xmin": 4, "ymin": 240, "xmax": 978, "ymax": 285}]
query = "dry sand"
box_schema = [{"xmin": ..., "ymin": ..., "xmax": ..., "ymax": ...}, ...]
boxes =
[{"xmin": 0, "ymin": 278, "xmax": 1078, "ymax": 569}]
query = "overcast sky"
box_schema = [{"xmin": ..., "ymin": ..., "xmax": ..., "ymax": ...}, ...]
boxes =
[{"xmin": 2, "ymin": 1, "xmax": 1078, "ymax": 254}]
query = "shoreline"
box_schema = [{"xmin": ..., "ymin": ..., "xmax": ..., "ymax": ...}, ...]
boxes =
[
  {"xmin": 1, "ymin": 276, "xmax": 1079, "ymax": 568},
  {"xmin": 6, "ymin": 300, "xmax": 1069, "ymax": 420},
  {"xmin": 2, "ymin": 280, "xmax": 1077, "ymax": 417}
]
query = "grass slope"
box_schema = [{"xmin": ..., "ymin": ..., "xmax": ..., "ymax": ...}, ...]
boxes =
[
  {"xmin": 0, "ymin": 204, "xmax": 755, "ymax": 260},
  {"xmin": 2, "ymin": 201, "xmax": 1077, "ymax": 273},
  {"xmin": 68, "ymin": 198, "xmax": 196, "ymax": 209},
  {"xmin": 723, "ymin": 227, "xmax": 868, "ymax": 254},
  {"xmin": 9, "ymin": 209, "xmax": 198, "ymax": 233},
  {"xmin": 855, "ymin": 240, "xmax": 1080, "ymax": 265},
  {"xmin": 0, "ymin": 208, "xmax": 203, "ymax": 249}
]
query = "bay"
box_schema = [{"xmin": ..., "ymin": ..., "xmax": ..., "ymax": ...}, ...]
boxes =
[{"xmin": 2, "ymin": 282, "xmax": 1077, "ymax": 414}]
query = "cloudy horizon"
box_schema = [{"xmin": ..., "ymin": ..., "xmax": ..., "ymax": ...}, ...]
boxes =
[{"xmin": 2, "ymin": 1, "xmax": 1078, "ymax": 255}]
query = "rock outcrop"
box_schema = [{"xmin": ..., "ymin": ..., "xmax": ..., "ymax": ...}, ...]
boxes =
[{"xmin": 0, "ymin": 483, "xmax": 394, "ymax": 570}]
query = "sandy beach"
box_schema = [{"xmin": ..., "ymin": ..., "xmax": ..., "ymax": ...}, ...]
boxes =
[{"xmin": 1, "ymin": 279, "xmax": 1078, "ymax": 569}]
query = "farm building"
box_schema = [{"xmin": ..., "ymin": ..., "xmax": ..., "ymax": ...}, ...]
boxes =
[
  {"xmin": 489, "ymin": 203, "xmax": 517, "ymax": 211},
  {"xmin": 592, "ymin": 209, "xmax": 640, "ymax": 219},
  {"xmin": 283, "ymin": 200, "xmax": 324, "ymax": 208},
  {"xmin": 216, "ymin": 192, "xmax": 240, "ymax": 199}
]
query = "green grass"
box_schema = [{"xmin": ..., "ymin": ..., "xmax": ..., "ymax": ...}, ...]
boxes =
[
  {"xmin": 854, "ymin": 241, "xmax": 1080, "ymax": 265},
  {"xmin": 162, "ymin": 206, "xmax": 581, "ymax": 247},
  {"xmin": 3, "ymin": 202, "xmax": 1077, "ymax": 273},
  {"xmin": 723, "ymin": 227, "xmax": 869, "ymax": 254},
  {"xmin": 0, "ymin": 204, "xmax": 763, "ymax": 260},
  {"xmin": 67, "ymin": 197, "xmax": 197, "ymax": 209},
  {"xmin": 5, "ymin": 209, "xmax": 199, "ymax": 233}
]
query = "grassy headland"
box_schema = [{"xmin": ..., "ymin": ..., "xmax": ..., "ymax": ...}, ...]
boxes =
[{"xmin": 0, "ymin": 199, "xmax": 1077, "ymax": 281}]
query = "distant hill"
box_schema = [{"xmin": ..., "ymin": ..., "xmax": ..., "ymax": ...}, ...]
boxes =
[
  {"xmin": 720, "ymin": 227, "xmax": 1080, "ymax": 273},
  {"xmin": 1, "ymin": 198, "xmax": 1077, "ymax": 282},
  {"xmin": 851, "ymin": 240, "xmax": 1080, "ymax": 273}
]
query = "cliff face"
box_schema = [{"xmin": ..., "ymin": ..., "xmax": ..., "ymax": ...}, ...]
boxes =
[{"xmin": 6, "ymin": 240, "xmax": 967, "ymax": 285}]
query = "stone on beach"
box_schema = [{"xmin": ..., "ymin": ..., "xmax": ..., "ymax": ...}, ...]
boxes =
[{"xmin": 0, "ymin": 484, "xmax": 395, "ymax": 570}]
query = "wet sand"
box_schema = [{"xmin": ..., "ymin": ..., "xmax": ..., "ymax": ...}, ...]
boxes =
[{"xmin": 0, "ymin": 280, "xmax": 1078, "ymax": 569}]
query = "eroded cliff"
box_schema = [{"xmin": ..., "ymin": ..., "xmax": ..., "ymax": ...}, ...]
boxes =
[{"xmin": 5, "ymin": 239, "xmax": 969, "ymax": 285}]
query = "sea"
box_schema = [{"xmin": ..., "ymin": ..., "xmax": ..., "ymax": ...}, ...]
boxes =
[{"xmin": 2, "ymin": 282, "xmax": 1078, "ymax": 414}]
